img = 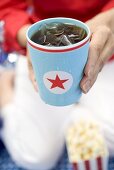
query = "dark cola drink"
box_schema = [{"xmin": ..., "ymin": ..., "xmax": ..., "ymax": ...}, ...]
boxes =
[{"xmin": 31, "ymin": 23, "xmax": 87, "ymax": 46}]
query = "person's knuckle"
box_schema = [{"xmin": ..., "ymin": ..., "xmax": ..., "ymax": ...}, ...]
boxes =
[
  {"xmin": 103, "ymin": 26, "xmax": 112, "ymax": 36},
  {"xmin": 90, "ymin": 43, "xmax": 101, "ymax": 54},
  {"xmin": 98, "ymin": 25, "xmax": 112, "ymax": 36},
  {"xmin": 99, "ymin": 57, "xmax": 105, "ymax": 69}
]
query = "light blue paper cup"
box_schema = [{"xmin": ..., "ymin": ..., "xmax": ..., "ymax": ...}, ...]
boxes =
[{"xmin": 27, "ymin": 17, "xmax": 90, "ymax": 106}]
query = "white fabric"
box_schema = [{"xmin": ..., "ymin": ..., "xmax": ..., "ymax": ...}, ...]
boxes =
[
  {"xmin": 1, "ymin": 57, "xmax": 75, "ymax": 170},
  {"xmin": 1, "ymin": 57, "xmax": 114, "ymax": 170}
]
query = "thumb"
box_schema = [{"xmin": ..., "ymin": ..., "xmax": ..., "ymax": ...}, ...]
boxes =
[{"xmin": 27, "ymin": 49, "xmax": 38, "ymax": 92}]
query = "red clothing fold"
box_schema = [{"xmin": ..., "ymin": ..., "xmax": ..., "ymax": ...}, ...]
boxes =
[{"xmin": 0, "ymin": 0, "xmax": 114, "ymax": 55}]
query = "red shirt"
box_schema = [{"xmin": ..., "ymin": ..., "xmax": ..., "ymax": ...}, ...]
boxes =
[{"xmin": 0, "ymin": 0, "xmax": 114, "ymax": 54}]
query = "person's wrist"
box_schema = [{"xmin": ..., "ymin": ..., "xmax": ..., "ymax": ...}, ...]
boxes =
[{"xmin": 17, "ymin": 24, "xmax": 31, "ymax": 47}]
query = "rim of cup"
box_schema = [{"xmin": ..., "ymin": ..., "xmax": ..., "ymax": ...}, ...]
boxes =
[{"xmin": 27, "ymin": 17, "xmax": 91, "ymax": 52}]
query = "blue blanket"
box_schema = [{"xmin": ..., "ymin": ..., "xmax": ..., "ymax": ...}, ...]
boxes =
[{"xmin": 0, "ymin": 141, "xmax": 114, "ymax": 170}]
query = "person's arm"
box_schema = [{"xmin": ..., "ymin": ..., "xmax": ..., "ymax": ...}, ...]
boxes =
[
  {"xmin": 102, "ymin": 0, "xmax": 114, "ymax": 12},
  {"xmin": 80, "ymin": 8, "xmax": 114, "ymax": 93},
  {"xmin": 0, "ymin": 0, "xmax": 32, "ymax": 53}
]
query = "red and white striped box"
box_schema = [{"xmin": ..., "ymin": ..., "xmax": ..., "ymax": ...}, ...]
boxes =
[
  {"xmin": 72, "ymin": 156, "xmax": 109, "ymax": 170},
  {"xmin": 65, "ymin": 112, "xmax": 109, "ymax": 170}
]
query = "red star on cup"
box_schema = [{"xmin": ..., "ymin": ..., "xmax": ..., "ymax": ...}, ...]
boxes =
[{"xmin": 47, "ymin": 74, "xmax": 69, "ymax": 89}]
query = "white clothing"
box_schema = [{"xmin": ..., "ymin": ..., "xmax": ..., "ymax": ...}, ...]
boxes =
[{"xmin": 1, "ymin": 57, "xmax": 114, "ymax": 170}]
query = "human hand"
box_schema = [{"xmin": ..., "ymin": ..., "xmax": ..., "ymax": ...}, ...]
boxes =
[
  {"xmin": 27, "ymin": 24, "xmax": 114, "ymax": 93},
  {"xmin": 26, "ymin": 10, "xmax": 114, "ymax": 94},
  {"xmin": 27, "ymin": 50, "xmax": 38, "ymax": 91},
  {"xmin": 80, "ymin": 10, "xmax": 114, "ymax": 93}
]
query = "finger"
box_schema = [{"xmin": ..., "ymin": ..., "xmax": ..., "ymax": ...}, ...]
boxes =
[
  {"xmin": 32, "ymin": 80, "xmax": 38, "ymax": 92},
  {"xmin": 31, "ymin": 78, "xmax": 38, "ymax": 92},
  {"xmin": 80, "ymin": 72, "xmax": 98, "ymax": 94},
  {"xmin": 27, "ymin": 49, "xmax": 38, "ymax": 91},
  {"xmin": 82, "ymin": 33, "xmax": 114, "ymax": 93},
  {"xmin": 27, "ymin": 49, "xmax": 33, "ymax": 70},
  {"xmin": 84, "ymin": 26, "xmax": 109, "ymax": 78},
  {"xmin": 29, "ymin": 68, "xmax": 38, "ymax": 92},
  {"xmin": 80, "ymin": 75, "xmax": 91, "ymax": 93},
  {"xmin": 81, "ymin": 26, "xmax": 110, "ymax": 93},
  {"xmin": 94, "ymin": 34, "xmax": 114, "ymax": 74},
  {"xmin": 88, "ymin": 73, "xmax": 98, "ymax": 92}
]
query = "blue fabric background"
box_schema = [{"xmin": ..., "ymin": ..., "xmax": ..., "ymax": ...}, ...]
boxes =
[{"xmin": 0, "ymin": 141, "xmax": 114, "ymax": 170}]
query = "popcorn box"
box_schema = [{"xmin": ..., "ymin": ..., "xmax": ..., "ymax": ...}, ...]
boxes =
[
  {"xmin": 65, "ymin": 115, "xmax": 109, "ymax": 170},
  {"xmin": 72, "ymin": 156, "xmax": 109, "ymax": 170}
]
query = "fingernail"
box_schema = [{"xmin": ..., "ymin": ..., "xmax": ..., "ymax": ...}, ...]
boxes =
[
  {"xmin": 83, "ymin": 80, "xmax": 91, "ymax": 93},
  {"xmin": 87, "ymin": 64, "xmax": 95, "ymax": 77}
]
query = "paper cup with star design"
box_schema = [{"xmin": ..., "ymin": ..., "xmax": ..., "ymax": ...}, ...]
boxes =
[{"xmin": 27, "ymin": 17, "xmax": 90, "ymax": 106}]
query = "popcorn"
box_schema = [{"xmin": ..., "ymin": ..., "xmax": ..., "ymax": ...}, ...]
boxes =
[{"xmin": 66, "ymin": 119, "xmax": 108, "ymax": 163}]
